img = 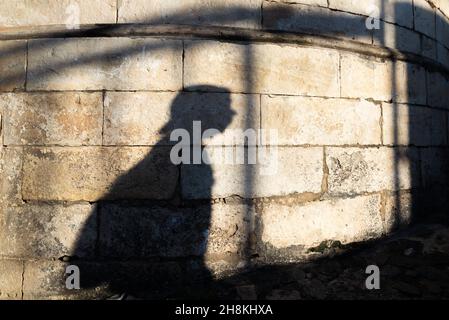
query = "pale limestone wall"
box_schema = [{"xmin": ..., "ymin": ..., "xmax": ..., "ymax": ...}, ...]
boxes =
[{"xmin": 0, "ymin": 0, "xmax": 448, "ymax": 299}]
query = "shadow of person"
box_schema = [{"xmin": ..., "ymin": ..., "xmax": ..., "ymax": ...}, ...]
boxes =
[{"xmin": 71, "ymin": 85, "xmax": 236, "ymax": 299}]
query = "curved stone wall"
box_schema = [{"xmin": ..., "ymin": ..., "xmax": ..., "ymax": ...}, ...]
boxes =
[{"xmin": 0, "ymin": 0, "xmax": 448, "ymax": 299}]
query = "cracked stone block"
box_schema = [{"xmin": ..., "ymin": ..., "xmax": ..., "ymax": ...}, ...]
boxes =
[{"xmin": 326, "ymin": 147, "xmax": 420, "ymax": 195}]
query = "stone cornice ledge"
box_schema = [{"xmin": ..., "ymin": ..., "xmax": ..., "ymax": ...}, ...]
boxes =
[{"xmin": 0, "ymin": 23, "xmax": 447, "ymax": 74}]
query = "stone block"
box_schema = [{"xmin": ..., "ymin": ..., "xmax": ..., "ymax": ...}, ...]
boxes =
[
  {"xmin": 427, "ymin": 71, "xmax": 449, "ymax": 109},
  {"xmin": 263, "ymin": 1, "xmax": 372, "ymax": 44},
  {"xmin": 2, "ymin": 92, "xmax": 103, "ymax": 146},
  {"xmin": 22, "ymin": 147, "xmax": 178, "ymax": 201},
  {"xmin": 0, "ymin": 0, "xmax": 116, "ymax": 26},
  {"xmin": 104, "ymin": 91, "xmax": 260, "ymax": 146},
  {"xmin": 118, "ymin": 0, "xmax": 262, "ymax": 29},
  {"xmin": 99, "ymin": 202, "xmax": 254, "ymax": 258},
  {"xmin": 421, "ymin": 147, "xmax": 449, "ymax": 187},
  {"xmin": 181, "ymin": 146, "xmax": 323, "ymax": 198},
  {"xmin": 0, "ymin": 41, "xmax": 26, "ymax": 92},
  {"xmin": 329, "ymin": 0, "xmax": 413, "ymax": 28},
  {"xmin": 27, "ymin": 38, "xmax": 182, "ymax": 91},
  {"xmin": 260, "ymin": 194, "xmax": 383, "ymax": 249},
  {"xmin": 414, "ymin": 0, "xmax": 436, "ymax": 39},
  {"xmin": 184, "ymin": 40, "xmax": 340, "ymax": 97},
  {"xmin": 382, "ymin": 103, "xmax": 447, "ymax": 146},
  {"xmin": 261, "ymin": 95, "xmax": 381, "ymax": 145},
  {"xmin": 326, "ymin": 147, "xmax": 420, "ymax": 194},
  {"xmin": 0, "ymin": 203, "xmax": 96, "ymax": 258},
  {"xmin": 0, "ymin": 259, "xmax": 23, "ymax": 300}
]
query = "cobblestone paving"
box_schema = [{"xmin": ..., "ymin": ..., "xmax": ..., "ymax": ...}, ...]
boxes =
[
  {"xmin": 118, "ymin": 223, "xmax": 449, "ymax": 300},
  {"xmin": 219, "ymin": 224, "xmax": 449, "ymax": 300}
]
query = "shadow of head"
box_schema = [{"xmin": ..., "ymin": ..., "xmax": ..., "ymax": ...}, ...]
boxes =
[{"xmin": 160, "ymin": 85, "xmax": 236, "ymax": 139}]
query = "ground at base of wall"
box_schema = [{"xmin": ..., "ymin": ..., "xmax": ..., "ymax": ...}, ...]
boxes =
[{"xmin": 106, "ymin": 223, "xmax": 449, "ymax": 300}]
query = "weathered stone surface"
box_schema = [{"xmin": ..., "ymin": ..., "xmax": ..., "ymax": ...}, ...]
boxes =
[
  {"xmin": 384, "ymin": 192, "xmax": 413, "ymax": 234},
  {"xmin": 22, "ymin": 147, "xmax": 178, "ymax": 201},
  {"xmin": 0, "ymin": 0, "xmax": 116, "ymax": 26},
  {"xmin": 181, "ymin": 146, "xmax": 323, "ymax": 198},
  {"xmin": 326, "ymin": 147, "xmax": 420, "ymax": 194},
  {"xmin": 0, "ymin": 203, "xmax": 96, "ymax": 258},
  {"xmin": 184, "ymin": 41, "xmax": 340, "ymax": 97},
  {"xmin": 263, "ymin": 1, "xmax": 372, "ymax": 44},
  {"xmin": 22, "ymin": 259, "xmax": 190, "ymax": 299},
  {"xmin": 341, "ymin": 54, "xmax": 391, "ymax": 102},
  {"xmin": 374, "ymin": 22, "xmax": 421, "ymax": 55},
  {"xmin": 261, "ymin": 96, "xmax": 381, "ymax": 145},
  {"xmin": 341, "ymin": 54, "xmax": 426, "ymax": 104},
  {"xmin": 0, "ymin": 147, "xmax": 23, "ymax": 206},
  {"xmin": 392, "ymin": 61, "xmax": 426, "ymax": 105},
  {"xmin": 260, "ymin": 194, "xmax": 383, "ymax": 248},
  {"xmin": 27, "ymin": 38, "xmax": 182, "ymax": 91},
  {"xmin": 104, "ymin": 91, "xmax": 260, "ymax": 146},
  {"xmin": 99, "ymin": 204, "xmax": 206, "ymax": 258},
  {"xmin": 0, "ymin": 41, "xmax": 26, "ymax": 92},
  {"xmin": 382, "ymin": 103, "xmax": 447, "ymax": 146},
  {"xmin": 421, "ymin": 148, "xmax": 449, "ymax": 187},
  {"xmin": 0, "ymin": 259, "xmax": 23, "ymax": 300},
  {"xmin": 436, "ymin": 9, "xmax": 449, "ymax": 49},
  {"xmin": 329, "ymin": 0, "xmax": 414, "ymax": 28},
  {"xmin": 104, "ymin": 91, "xmax": 174, "ymax": 146},
  {"xmin": 422, "ymin": 36, "xmax": 437, "ymax": 60},
  {"xmin": 2, "ymin": 92, "xmax": 103, "ymax": 146},
  {"xmin": 205, "ymin": 203, "xmax": 254, "ymax": 257},
  {"xmin": 414, "ymin": 0, "xmax": 436, "ymax": 39},
  {"xmin": 23, "ymin": 260, "xmax": 89, "ymax": 299},
  {"xmin": 427, "ymin": 71, "xmax": 449, "ymax": 109},
  {"xmin": 118, "ymin": 0, "xmax": 262, "ymax": 28},
  {"xmin": 274, "ymin": 0, "xmax": 327, "ymax": 5},
  {"xmin": 437, "ymin": 43, "xmax": 449, "ymax": 69},
  {"xmin": 99, "ymin": 202, "xmax": 253, "ymax": 258}
]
